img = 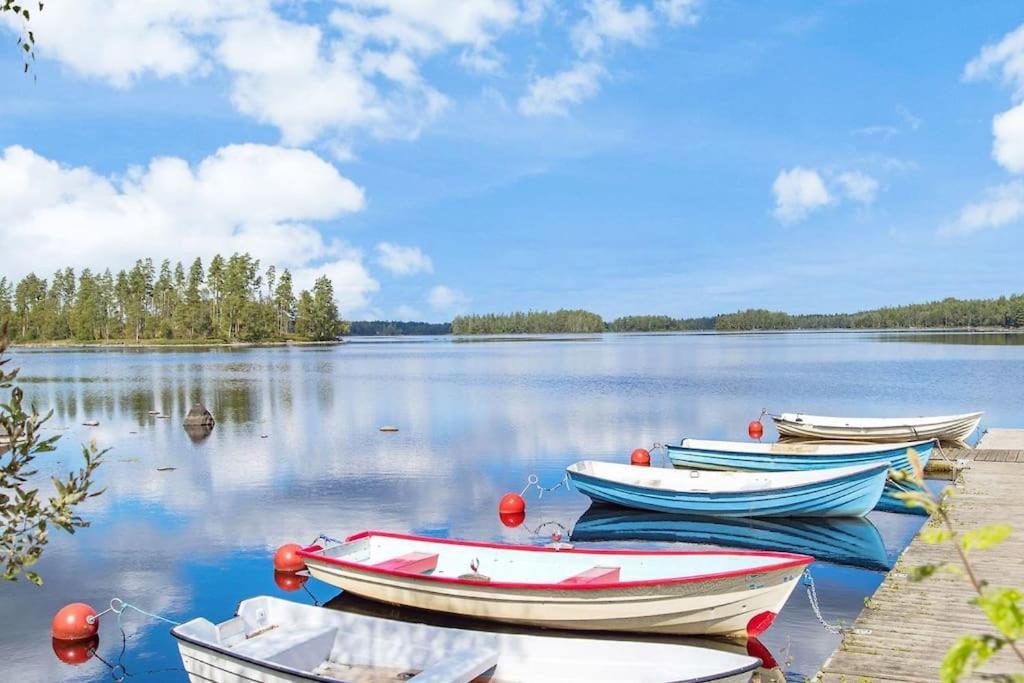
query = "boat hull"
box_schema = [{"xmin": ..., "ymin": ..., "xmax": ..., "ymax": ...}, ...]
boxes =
[
  {"xmin": 570, "ymin": 507, "xmax": 892, "ymax": 572},
  {"xmin": 173, "ymin": 595, "xmax": 763, "ymax": 683},
  {"xmin": 771, "ymin": 412, "xmax": 982, "ymax": 443},
  {"xmin": 303, "ymin": 557, "xmax": 803, "ymax": 638},
  {"xmin": 567, "ymin": 462, "xmax": 888, "ymax": 518},
  {"xmin": 666, "ymin": 440, "xmax": 933, "ymax": 474}
]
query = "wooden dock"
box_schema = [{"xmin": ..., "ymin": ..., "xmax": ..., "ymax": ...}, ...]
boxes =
[{"xmin": 818, "ymin": 430, "xmax": 1024, "ymax": 681}]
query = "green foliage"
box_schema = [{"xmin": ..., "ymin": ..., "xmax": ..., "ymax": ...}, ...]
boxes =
[
  {"xmin": 452, "ymin": 309, "xmax": 605, "ymax": 335},
  {"xmin": 1, "ymin": 324, "xmax": 105, "ymax": 583},
  {"xmin": 960, "ymin": 524, "xmax": 1012, "ymax": 552},
  {"xmin": 1, "ymin": 254, "xmax": 344, "ymax": 344},
  {"xmin": 898, "ymin": 465, "xmax": 1024, "ymax": 680},
  {"xmin": 349, "ymin": 320, "xmax": 452, "ymax": 335},
  {"xmin": 1, "ymin": 1, "xmax": 41, "ymax": 73},
  {"xmin": 714, "ymin": 295, "xmax": 1024, "ymax": 331},
  {"xmin": 941, "ymin": 635, "xmax": 1004, "ymax": 683},
  {"xmin": 607, "ymin": 315, "xmax": 715, "ymax": 332}
]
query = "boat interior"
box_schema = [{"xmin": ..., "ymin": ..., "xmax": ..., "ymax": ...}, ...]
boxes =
[{"xmin": 314, "ymin": 533, "xmax": 798, "ymax": 585}]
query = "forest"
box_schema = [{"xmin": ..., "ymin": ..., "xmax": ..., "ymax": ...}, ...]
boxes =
[
  {"xmin": 450, "ymin": 295, "xmax": 1024, "ymax": 334},
  {"xmin": 0, "ymin": 253, "xmax": 346, "ymax": 343},
  {"xmin": 348, "ymin": 321, "xmax": 452, "ymax": 336},
  {"xmin": 451, "ymin": 310, "xmax": 605, "ymax": 335}
]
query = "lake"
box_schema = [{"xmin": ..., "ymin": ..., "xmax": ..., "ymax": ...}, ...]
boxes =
[{"xmin": 2, "ymin": 331, "xmax": 1020, "ymax": 682}]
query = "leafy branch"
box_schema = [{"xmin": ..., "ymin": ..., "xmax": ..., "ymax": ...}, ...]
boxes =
[
  {"xmin": 1, "ymin": 1, "xmax": 41, "ymax": 74},
  {"xmin": 1, "ymin": 321, "xmax": 105, "ymax": 584},
  {"xmin": 893, "ymin": 450, "xmax": 1024, "ymax": 682}
]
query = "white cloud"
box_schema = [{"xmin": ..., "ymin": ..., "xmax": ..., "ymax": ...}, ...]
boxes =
[
  {"xmin": 293, "ymin": 258, "xmax": 380, "ymax": 313},
  {"xmin": 395, "ymin": 304, "xmax": 423, "ymax": 320},
  {"xmin": 0, "ymin": 144, "xmax": 379, "ymax": 312},
  {"xmin": 944, "ymin": 181, "xmax": 1024, "ymax": 236},
  {"xmin": 655, "ymin": 0, "xmax": 702, "ymax": 26},
  {"xmin": 852, "ymin": 125, "xmax": 899, "ymax": 139},
  {"xmin": 427, "ymin": 285, "xmax": 468, "ymax": 311},
  {"xmin": 572, "ymin": 0, "xmax": 654, "ymax": 56},
  {"xmin": 964, "ymin": 24, "xmax": 1024, "ymax": 100},
  {"xmin": 771, "ymin": 167, "xmax": 832, "ymax": 224},
  {"xmin": 993, "ymin": 102, "xmax": 1024, "ymax": 173},
  {"xmin": 375, "ymin": 242, "xmax": 434, "ymax": 276},
  {"xmin": 518, "ymin": 62, "xmax": 605, "ymax": 116},
  {"xmin": 836, "ymin": 171, "xmax": 880, "ymax": 204}
]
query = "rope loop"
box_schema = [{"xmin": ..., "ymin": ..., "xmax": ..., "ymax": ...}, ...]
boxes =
[{"xmin": 521, "ymin": 472, "xmax": 570, "ymax": 499}]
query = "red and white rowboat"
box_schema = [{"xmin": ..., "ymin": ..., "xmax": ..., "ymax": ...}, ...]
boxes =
[{"xmin": 298, "ymin": 531, "xmax": 813, "ymax": 638}]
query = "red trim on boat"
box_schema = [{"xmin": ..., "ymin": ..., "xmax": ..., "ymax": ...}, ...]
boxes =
[{"xmin": 296, "ymin": 530, "xmax": 813, "ymax": 591}]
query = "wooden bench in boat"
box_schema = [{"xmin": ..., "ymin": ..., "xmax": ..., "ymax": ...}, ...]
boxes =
[
  {"xmin": 559, "ymin": 566, "xmax": 620, "ymax": 585},
  {"xmin": 373, "ymin": 552, "xmax": 439, "ymax": 574}
]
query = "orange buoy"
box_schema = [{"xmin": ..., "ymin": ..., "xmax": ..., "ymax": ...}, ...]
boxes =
[
  {"xmin": 273, "ymin": 543, "xmax": 306, "ymax": 572},
  {"xmin": 748, "ymin": 420, "xmax": 764, "ymax": 440},
  {"xmin": 498, "ymin": 492, "xmax": 526, "ymax": 516},
  {"xmin": 51, "ymin": 603, "xmax": 98, "ymax": 641},
  {"xmin": 52, "ymin": 634, "xmax": 98, "ymax": 665},
  {"xmin": 499, "ymin": 511, "xmax": 526, "ymax": 528},
  {"xmin": 630, "ymin": 448, "xmax": 651, "ymax": 466},
  {"xmin": 273, "ymin": 570, "xmax": 308, "ymax": 592}
]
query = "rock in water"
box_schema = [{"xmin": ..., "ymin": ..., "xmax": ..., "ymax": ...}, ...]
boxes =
[{"xmin": 183, "ymin": 403, "xmax": 215, "ymax": 428}]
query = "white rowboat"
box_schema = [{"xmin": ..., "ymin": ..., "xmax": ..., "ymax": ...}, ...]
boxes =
[
  {"xmin": 172, "ymin": 595, "xmax": 762, "ymax": 682},
  {"xmin": 771, "ymin": 411, "xmax": 982, "ymax": 443},
  {"xmin": 298, "ymin": 531, "xmax": 812, "ymax": 638}
]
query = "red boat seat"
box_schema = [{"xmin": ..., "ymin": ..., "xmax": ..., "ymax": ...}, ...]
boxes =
[
  {"xmin": 559, "ymin": 566, "xmax": 620, "ymax": 585},
  {"xmin": 373, "ymin": 552, "xmax": 439, "ymax": 574}
]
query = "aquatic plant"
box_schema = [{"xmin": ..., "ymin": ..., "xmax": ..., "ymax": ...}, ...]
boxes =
[
  {"xmin": 894, "ymin": 452, "xmax": 1024, "ymax": 682},
  {"xmin": 0, "ymin": 323, "xmax": 105, "ymax": 584}
]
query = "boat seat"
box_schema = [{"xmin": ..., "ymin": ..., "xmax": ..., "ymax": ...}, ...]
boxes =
[
  {"xmin": 373, "ymin": 552, "xmax": 439, "ymax": 574},
  {"xmin": 409, "ymin": 647, "xmax": 500, "ymax": 683},
  {"xmin": 231, "ymin": 625, "xmax": 337, "ymax": 672},
  {"xmin": 559, "ymin": 566, "xmax": 620, "ymax": 585}
]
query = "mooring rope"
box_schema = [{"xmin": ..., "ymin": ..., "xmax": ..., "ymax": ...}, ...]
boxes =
[
  {"xmin": 87, "ymin": 597, "xmax": 186, "ymax": 682},
  {"xmin": 520, "ymin": 472, "xmax": 571, "ymax": 498}
]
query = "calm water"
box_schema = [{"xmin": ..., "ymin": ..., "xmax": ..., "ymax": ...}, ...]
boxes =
[{"xmin": 3, "ymin": 331, "xmax": 1021, "ymax": 682}]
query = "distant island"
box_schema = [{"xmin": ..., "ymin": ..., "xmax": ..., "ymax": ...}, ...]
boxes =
[
  {"xmin": 1, "ymin": 253, "xmax": 345, "ymax": 345},
  {"xmin": 4, "ymin": 257, "xmax": 1022, "ymax": 342}
]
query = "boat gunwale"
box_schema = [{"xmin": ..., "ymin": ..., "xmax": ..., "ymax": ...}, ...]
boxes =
[
  {"xmin": 299, "ymin": 531, "xmax": 814, "ymax": 591},
  {"xmin": 772, "ymin": 411, "xmax": 983, "ymax": 429},
  {"xmin": 675, "ymin": 437, "xmax": 937, "ymax": 456}
]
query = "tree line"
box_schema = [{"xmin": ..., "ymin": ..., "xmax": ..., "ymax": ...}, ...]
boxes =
[
  {"xmin": 0, "ymin": 253, "xmax": 346, "ymax": 343},
  {"xmin": 449, "ymin": 294, "xmax": 1024, "ymax": 335},
  {"xmin": 349, "ymin": 321, "xmax": 452, "ymax": 336}
]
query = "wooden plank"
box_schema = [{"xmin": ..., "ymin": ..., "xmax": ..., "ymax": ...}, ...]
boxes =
[{"xmin": 819, "ymin": 460, "xmax": 1024, "ymax": 681}]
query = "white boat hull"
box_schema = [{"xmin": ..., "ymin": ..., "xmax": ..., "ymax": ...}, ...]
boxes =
[
  {"xmin": 173, "ymin": 595, "xmax": 761, "ymax": 683},
  {"xmin": 772, "ymin": 411, "xmax": 982, "ymax": 443},
  {"xmin": 301, "ymin": 533, "xmax": 810, "ymax": 638}
]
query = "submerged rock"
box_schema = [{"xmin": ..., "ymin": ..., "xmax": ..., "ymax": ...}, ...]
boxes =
[{"xmin": 183, "ymin": 403, "xmax": 215, "ymax": 428}]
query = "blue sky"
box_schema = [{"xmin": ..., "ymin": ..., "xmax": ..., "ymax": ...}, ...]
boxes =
[{"xmin": 2, "ymin": 1, "xmax": 1024, "ymax": 322}]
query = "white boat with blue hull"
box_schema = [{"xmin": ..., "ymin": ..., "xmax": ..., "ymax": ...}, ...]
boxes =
[
  {"xmin": 570, "ymin": 506, "xmax": 893, "ymax": 572},
  {"xmin": 172, "ymin": 595, "xmax": 761, "ymax": 682},
  {"xmin": 666, "ymin": 438, "xmax": 934, "ymax": 474},
  {"xmin": 565, "ymin": 461, "xmax": 889, "ymax": 518}
]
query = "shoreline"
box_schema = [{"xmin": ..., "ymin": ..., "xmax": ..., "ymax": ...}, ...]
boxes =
[{"xmin": 11, "ymin": 339, "xmax": 345, "ymax": 350}]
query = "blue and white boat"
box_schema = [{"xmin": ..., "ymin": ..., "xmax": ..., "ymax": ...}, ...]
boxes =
[
  {"xmin": 570, "ymin": 506, "xmax": 892, "ymax": 571},
  {"xmin": 666, "ymin": 438, "xmax": 934, "ymax": 474},
  {"xmin": 565, "ymin": 461, "xmax": 889, "ymax": 518}
]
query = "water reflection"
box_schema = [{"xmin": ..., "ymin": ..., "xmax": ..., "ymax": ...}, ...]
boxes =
[
  {"xmin": 1, "ymin": 332, "xmax": 1014, "ymax": 681},
  {"xmin": 877, "ymin": 331, "xmax": 1024, "ymax": 346},
  {"xmin": 570, "ymin": 506, "xmax": 894, "ymax": 572}
]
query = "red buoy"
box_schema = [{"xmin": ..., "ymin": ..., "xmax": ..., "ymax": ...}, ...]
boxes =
[
  {"xmin": 52, "ymin": 635, "xmax": 98, "ymax": 665},
  {"xmin": 498, "ymin": 492, "xmax": 526, "ymax": 516},
  {"xmin": 273, "ymin": 570, "xmax": 308, "ymax": 592},
  {"xmin": 748, "ymin": 420, "xmax": 764, "ymax": 440},
  {"xmin": 630, "ymin": 448, "xmax": 651, "ymax": 467},
  {"xmin": 499, "ymin": 511, "xmax": 526, "ymax": 528},
  {"xmin": 273, "ymin": 543, "xmax": 306, "ymax": 572},
  {"xmin": 51, "ymin": 603, "xmax": 98, "ymax": 642}
]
